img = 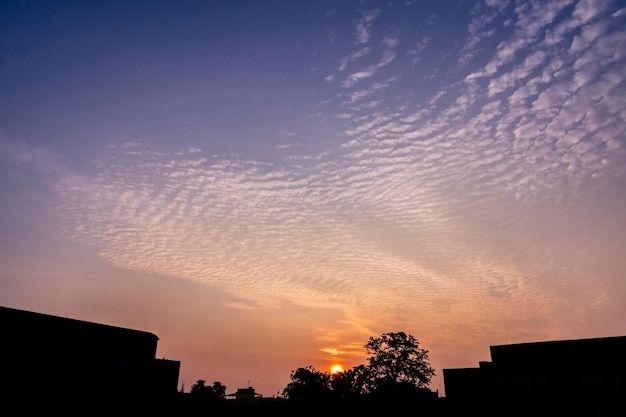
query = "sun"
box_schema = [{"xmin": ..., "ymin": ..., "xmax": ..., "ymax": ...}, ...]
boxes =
[{"xmin": 330, "ymin": 364, "xmax": 344, "ymax": 374}]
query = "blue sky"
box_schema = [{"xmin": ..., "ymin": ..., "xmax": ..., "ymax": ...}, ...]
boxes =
[{"xmin": 2, "ymin": 0, "xmax": 626, "ymax": 396}]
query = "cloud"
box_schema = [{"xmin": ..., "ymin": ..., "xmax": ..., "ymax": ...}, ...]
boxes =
[
  {"xmin": 572, "ymin": 0, "xmax": 613, "ymax": 24},
  {"xmin": 382, "ymin": 37, "xmax": 399, "ymax": 48},
  {"xmin": 485, "ymin": 0, "xmax": 510, "ymax": 13},
  {"xmin": 320, "ymin": 347, "xmax": 347, "ymax": 356},
  {"xmin": 48, "ymin": 0, "xmax": 626, "ymax": 349},
  {"xmin": 0, "ymin": 138, "xmax": 68, "ymax": 176},
  {"xmin": 467, "ymin": 0, "xmax": 577, "ymax": 81},
  {"xmin": 346, "ymin": 80, "xmax": 393, "ymax": 104},
  {"xmin": 378, "ymin": 50, "xmax": 396, "ymax": 67},
  {"xmin": 487, "ymin": 50, "xmax": 547, "ymax": 97},
  {"xmin": 224, "ymin": 301, "xmax": 259, "ymax": 311},
  {"xmin": 409, "ymin": 36, "xmax": 430, "ymax": 65},
  {"xmin": 120, "ymin": 142, "xmax": 142, "ymax": 149},
  {"xmin": 338, "ymin": 47, "xmax": 372, "ymax": 72},
  {"xmin": 576, "ymin": 20, "xmax": 612, "ymax": 52},
  {"xmin": 354, "ymin": 9, "xmax": 380, "ymax": 45},
  {"xmin": 343, "ymin": 70, "xmax": 375, "ymax": 88},
  {"xmin": 457, "ymin": 6, "xmax": 498, "ymax": 67},
  {"xmin": 320, "ymin": 345, "xmax": 364, "ymax": 357},
  {"xmin": 341, "ymin": 51, "xmax": 396, "ymax": 89}
]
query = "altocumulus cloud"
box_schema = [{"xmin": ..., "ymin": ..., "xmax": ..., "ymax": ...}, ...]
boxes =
[{"xmin": 52, "ymin": 0, "xmax": 626, "ymax": 342}]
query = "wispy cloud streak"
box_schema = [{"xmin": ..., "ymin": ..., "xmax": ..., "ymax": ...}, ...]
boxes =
[{"xmin": 44, "ymin": 0, "xmax": 626, "ymax": 346}]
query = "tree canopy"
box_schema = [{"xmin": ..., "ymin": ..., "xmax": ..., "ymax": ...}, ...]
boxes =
[
  {"xmin": 282, "ymin": 365, "xmax": 332, "ymax": 401},
  {"xmin": 365, "ymin": 331, "xmax": 435, "ymax": 389},
  {"xmin": 283, "ymin": 331, "xmax": 435, "ymax": 401},
  {"xmin": 189, "ymin": 379, "xmax": 226, "ymax": 401}
]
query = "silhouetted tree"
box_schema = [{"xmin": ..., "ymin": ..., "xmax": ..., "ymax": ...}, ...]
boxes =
[
  {"xmin": 331, "ymin": 364, "xmax": 373, "ymax": 397},
  {"xmin": 365, "ymin": 331, "xmax": 435, "ymax": 392},
  {"xmin": 190, "ymin": 379, "xmax": 208, "ymax": 395},
  {"xmin": 210, "ymin": 381, "xmax": 226, "ymax": 400},
  {"xmin": 189, "ymin": 379, "xmax": 226, "ymax": 401},
  {"xmin": 282, "ymin": 331, "xmax": 436, "ymax": 406},
  {"xmin": 283, "ymin": 366, "xmax": 332, "ymax": 401}
]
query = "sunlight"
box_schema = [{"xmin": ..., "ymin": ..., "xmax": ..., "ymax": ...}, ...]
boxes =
[{"xmin": 330, "ymin": 364, "xmax": 344, "ymax": 374}]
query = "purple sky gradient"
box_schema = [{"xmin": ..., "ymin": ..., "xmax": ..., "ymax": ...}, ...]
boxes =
[{"xmin": 2, "ymin": 0, "xmax": 626, "ymax": 397}]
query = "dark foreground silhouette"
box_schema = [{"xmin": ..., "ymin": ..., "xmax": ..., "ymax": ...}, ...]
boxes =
[
  {"xmin": 172, "ymin": 389, "xmax": 448, "ymax": 417},
  {"xmin": 2, "ymin": 305, "xmax": 626, "ymax": 416}
]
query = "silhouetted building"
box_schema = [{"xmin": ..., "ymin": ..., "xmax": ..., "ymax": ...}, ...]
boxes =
[
  {"xmin": 152, "ymin": 358, "xmax": 182, "ymax": 399},
  {"xmin": 443, "ymin": 336, "xmax": 626, "ymax": 416},
  {"xmin": 226, "ymin": 386, "xmax": 263, "ymax": 402},
  {"xmin": 0, "ymin": 305, "xmax": 180, "ymax": 412}
]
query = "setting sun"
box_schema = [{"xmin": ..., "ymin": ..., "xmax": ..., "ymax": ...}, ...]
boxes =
[
  {"xmin": 4, "ymin": 0, "xmax": 626, "ymax": 402},
  {"xmin": 330, "ymin": 364, "xmax": 344, "ymax": 374}
]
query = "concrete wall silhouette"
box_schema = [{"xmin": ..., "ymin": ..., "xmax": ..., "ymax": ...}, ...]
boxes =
[
  {"xmin": 443, "ymin": 336, "xmax": 626, "ymax": 417},
  {"xmin": 0, "ymin": 305, "xmax": 179, "ymax": 411}
]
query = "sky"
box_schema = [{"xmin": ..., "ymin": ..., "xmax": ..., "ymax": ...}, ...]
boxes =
[{"xmin": 1, "ymin": 0, "xmax": 626, "ymax": 397}]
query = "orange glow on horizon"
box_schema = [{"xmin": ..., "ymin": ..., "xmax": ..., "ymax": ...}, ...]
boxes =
[{"xmin": 330, "ymin": 364, "xmax": 344, "ymax": 374}]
